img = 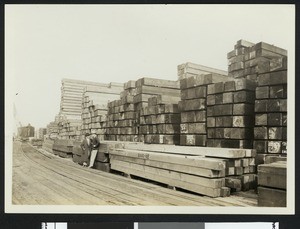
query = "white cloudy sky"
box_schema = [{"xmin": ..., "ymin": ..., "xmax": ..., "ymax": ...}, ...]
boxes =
[{"xmin": 5, "ymin": 4, "xmax": 294, "ymax": 130}]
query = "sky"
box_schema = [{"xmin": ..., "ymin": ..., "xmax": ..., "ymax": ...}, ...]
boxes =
[{"xmin": 5, "ymin": 4, "xmax": 295, "ymax": 130}]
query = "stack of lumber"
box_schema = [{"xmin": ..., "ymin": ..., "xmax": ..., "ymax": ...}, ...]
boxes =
[
  {"xmin": 109, "ymin": 142, "xmax": 257, "ymax": 197},
  {"xmin": 60, "ymin": 79, "xmax": 85, "ymax": 116},
  {"xmin": 177, "ymin": 62, "xmax": 228, "ymax": 80},
  {"xmin": 57, "ymin": 115, "xmax": 82, "ymax": 140},
  {"xmin": 42, "ymin": 138, "xmax": 54, "ymax": 153},
  {"xmin": 227, "ymin": 40, "xmax": 288, "ymax": 82},
  {"xmin": 60, "ymin": 79, "xmax": 123, "ymax": 140},
  {"xmin": 134, "ymin": 77, "xmax": 181, "ymax": 141},
  {"xmin": 257, "ymin": 160, "xmax": 287, "ymax": 207},
  {"xmin": 52, "ymin": 139, "xmax": 74, "ymax": 158},
  {"xmin": 46, "ymin": 115, "xmax": 60, "ymax": 138},
  {"xmin": 106, "ymin": 80, "xmax": 138, "ymax": 141},
  {"xmin": 179, "ymin": 73, "xmax": 231, "ymax": 146},
  {"xmin": 206, "ymin": 78, "xmax": 256, "ymax": 149},
  {"xmin": 81, "ymin": 84, "xmax": 123, "ymax": 140},
  {"xmin": 140, "ymin": 95, "xmax": 181, "ymax": 145},
  {"xmin": 254, "ymin": 57, "xmax": 287, "ymax": 162}
]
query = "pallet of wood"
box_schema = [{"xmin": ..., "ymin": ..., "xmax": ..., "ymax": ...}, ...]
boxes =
[
  {"xmin": 206, "ymin": 78, "xmax": 256, "ymax": 149},
  {"xmin": 140, "ymin": 95, "xmax": 181, "ymax": 145},
  {"xmin": 52, "ymin": 139, "xmax": 74, "ymax": 158},
  {"xmin": 108, "ymin": 142, "xmax": 257, "ymax": 197},
  {"xmin": 257, "ymin": 161, "xmax": 287, "ymax": 207},
  {"xmin": 179, "ymin": 73, "xmax": 231, "ymax": 146}
]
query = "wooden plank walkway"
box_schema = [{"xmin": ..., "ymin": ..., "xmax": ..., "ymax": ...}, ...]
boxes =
[{"xmin": 12, "ymin": 141, "xmax": 257, "ymax": 206}]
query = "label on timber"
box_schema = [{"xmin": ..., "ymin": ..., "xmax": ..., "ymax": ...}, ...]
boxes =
[
  {"xmin": 159, "ymin": 135, "xmax": 164, "ymax": 144},
  {"xmin": 268, "ymin": 141, "xmax": 281, "ymax": 153},
  {"xmin": 186, "ymin": 135, "xmax": 195, "ymax": 145}
]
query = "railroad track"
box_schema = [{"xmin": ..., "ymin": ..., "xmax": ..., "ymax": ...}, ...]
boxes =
[{"xmin": 12, "ymin": 141, "xmax": 257, "ymax": 206}]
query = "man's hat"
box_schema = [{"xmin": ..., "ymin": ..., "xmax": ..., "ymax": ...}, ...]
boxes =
[{"xmin": 85, "ymin": 133, "xmax": 90, "ymax": 137}]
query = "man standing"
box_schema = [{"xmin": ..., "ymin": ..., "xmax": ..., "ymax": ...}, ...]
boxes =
[
  {"xmin": 80, "ymin": 133, "xmax": 91, "ymax": 167},
  {"xmin": 89, "ymin": 133, "xmax": 100, "ymax": 168}
]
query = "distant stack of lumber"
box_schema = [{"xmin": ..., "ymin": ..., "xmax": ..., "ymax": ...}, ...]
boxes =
[
  {"xmin": 179, "ymin": 73, "xmax": 230, "ymax": 146},
  {"xmin": 57, "ymin": 115, "xmax": 82, "ymax": 140},
  {"xmin": 109, "ymin": 142, "xmax": 257, "ymax": 197},
  {"xmin": 227, "ymin": 40, "xmax": 288, "ymax": 82},
  {"xmin": 42, "ymin": 138, "xmax": 54, "ymax": 153},
  {"xmin": 134, "ymin": 77, "xmax": 181, "ymax": 142},
  {"xmin": 46, "ymin": 115, "xmax": 60, "ymax": 139},
  {"xmin": 106, "ymin": 80, "xmax": 138, "ymax": 141},
  {"xmin": 60, "ymin": 79, "xmax": 85, "ymax": 116},
  {"xmin": 257, "ymin": 158, "xmax": 287, "ymax": 207},
  {"xmin": 254, "ymin": 57, "xmax": 287, "ymax": 163},
  {"xmin": 177, "ymin": 62, "xmax": 228, "ymax": 80},
  {"xmin": 140, "ymin": 95, "xmax": 181, "ymax": 145},
  {"xmin": 52, "ymin": 139, "xmax": 74, "ymax": 158},
  {"xmin": 81, "ymin": 84, "xmax": 122, "ymax": 140},
  {"xmin": 206, "ymin": 79, "xmax": 256, "ymax": 149}
]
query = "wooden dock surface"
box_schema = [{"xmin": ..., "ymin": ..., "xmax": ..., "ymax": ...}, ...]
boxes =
[{"xmin": 12, "ymin": 141, "xmax": 257, "ymax": 206}]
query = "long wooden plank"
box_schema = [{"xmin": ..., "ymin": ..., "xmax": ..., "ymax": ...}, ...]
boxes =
[
  {"xmin": 136, "ymin": 77, "xmax": 180, "ymax": 89},
  {"xmin": 111, "ymin": 159, "xmax": 225, "ymax": 188},
  {"xmin": 136, "ymin": 85, "xmax": 180, "ymax": 96},
  {"xmin": 110, "ymin": 155, "xmax": 224, "ymax": 178},
  {"xmin": 178, "ymin": 62, "xmax": 228, "ymax": 76},
  {"xmin": 111, "ymin": 163, "xmax": 222, "ymax": 197},
  {"xmin": 112, "ymin": 142, "xmax": 253, "ymax": 158},
  {"xmin": 109, "ymin": 148, "xmax": 225, "ymax": 170}
]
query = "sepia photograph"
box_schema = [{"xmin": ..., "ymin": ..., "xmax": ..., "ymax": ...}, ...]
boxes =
[{"xmin": 5, "ymin": 4, "xmax": 295, "ymax": 214}]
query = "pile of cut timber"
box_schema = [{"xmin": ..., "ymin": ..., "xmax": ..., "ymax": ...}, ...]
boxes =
[
  {"xmin": 134, "ymin": 77, "xmax": 181, "ymax": 142},
  {"xmin": 254, "ymin": 57, "xmax": 287, "ymax": 161},
  {"xmin": 257, "ymin": 159, "xmax": 287, "ymax": 207},
  {"xmin": 227, "ymin": 40, "xmax": 288, "ymax": 82},
  {"xmin": 179, "ymin": 73, "xmax": 230, "ymax": 146},
  {"xmin": 60, "ymin": 79, "xmax": 85, "ymax": 116},
  {"xmin": 42, "ymin": 138, "xmax": 54, "ymax": 153},
  {"xmin": 56, "ymin": 115, "xmax": 82, "ymax": 140},
  {"xmin": 106, "ymin": 80, "xmax": 138, "ymax": 142},
  {"xmin": 206, "ymin": 79, "xmax": 256, "ymax": 149},
  {"xmin": 81, "ymin": 84, "xmax": 122, "ymax": 140},
  {"xmin": 52, "ymin": 139, "xmax": 74, "ymax": 158},
  {"xmin": 109, "ymin": 142, "xmax": 256, "ymax": 197},
  {"xmin": 140, "ymin": 95, "xmax": 181, "ymax": 145},
  {"xmin": 177, "ymin": 62, "xmax": 228, "ymax": 80},
  {"xmin": 46, "ymin": 115, "xmax": 60, "ymax": 139}
]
